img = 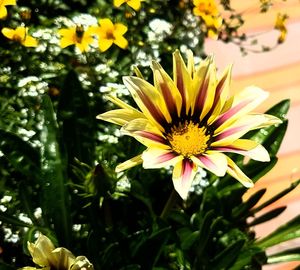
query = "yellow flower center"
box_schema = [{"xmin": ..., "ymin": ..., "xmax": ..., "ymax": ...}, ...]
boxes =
[
  {"xmin": 168, "ymin": 121, "xmax": 209, "ymax": 157},
  {"xmin": 106, "ymin": 29, "xmax": 115, "ymax": 40},
  {"xmin": 12, "ymin": 34, "xmax": 23, "ymax": 43}
]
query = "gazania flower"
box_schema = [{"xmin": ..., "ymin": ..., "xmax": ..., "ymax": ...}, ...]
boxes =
[
  {"xmin": 1, "ymin": 26, "xmax": 37, "ymax": 47},
  {"xmin": 274, "ymin": 13, "xmax": 288, "ymax": 43},
  {"xmin": 98, "ymin": 50, "xmax": 281, "ymax": 199},
  {"xmin": 20, "ymin": 233, "xmax": 94, "ymax": 270},
  {"xmin": 58, "ymin": 25, "xmax": 95, "ymax": 52},
  {"xmin": 91, "ymin": 18, "xmax": 128, "ymax": 52},
  {"xmin": 0, "ymin": 0, "xmax": 16, "ymax": 19},
  {"xmin": 114, "ymin": 0, "xmax": 142, "ymax": 11}
]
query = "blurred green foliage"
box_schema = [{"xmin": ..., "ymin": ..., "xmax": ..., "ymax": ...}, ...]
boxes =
[{"xmin": 0, "ymin": 0, "xmax": 298, "ymax": 269}]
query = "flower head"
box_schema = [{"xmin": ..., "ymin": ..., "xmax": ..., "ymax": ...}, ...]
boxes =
[
  {"xmin": 91, "ymin": 18, "xmax": 128, "ymax": 52},
  {"xmin": 274, "ymin": 13, "xmax": 288, "ymax": 43},
  {"xmin": 1, "ymin": 26, "xmax": 38, "ymax": 47},
  {"xmin": 20, "ymin": 233, "xmax": 94, "ymax": 270},
  {"xmin": 58, "ymin": 25, "xmax": 95, "ymax": 52},
  {"xmin": 98, "ymin": 50, "xmax": 281, "ymax": 199},
  {"xmin": 0, "ymin": 0, "xmax": 16, "ymax": 19},
  {"xmin": 114, "ymin": 0, "xmax": 142, "ymax": 11}
]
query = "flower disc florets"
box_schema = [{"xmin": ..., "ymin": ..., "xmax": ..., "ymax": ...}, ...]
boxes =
[{"xmin": 167, "ymin": 121, "xmax": 210, "ymax": 158}]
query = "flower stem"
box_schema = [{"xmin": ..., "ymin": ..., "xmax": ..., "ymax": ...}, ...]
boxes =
[{"xmin": 160, "ymin": 189, "xmax": 179, "ymax": 219}]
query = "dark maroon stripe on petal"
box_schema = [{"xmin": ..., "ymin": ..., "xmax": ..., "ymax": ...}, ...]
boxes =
[
  {"xmin": 213, "ymin": 125, "xmax": 247, "ymax": 141},
  {"xmin": 137, "ymin": 131, "xmax": 167, "ymax": 144},
  {"xmin": 137, "ymin": 90, "xmax": 168, "ymax": 126},
  {"xmin": 181, "ymin": 159, "xmax": 194, "ymax": 185},
  {"xmin": 194, "ymin": 76, "xmax": 209, "ymax": 117},
  {"xmin": 156, "ymin": 152, "xmax": 177, "ymax": 164},
  {"xmin": 198, "ymin": 155, "xmax": 216, "ymax": 170},
  {"xmin": 159, "ymin": 80, "xmax": 177, "ymax": 117},
  {"xmin": 175, "ymin": 59, "xmax": 187, "ymax": 114},
  {"xmin": 213, "ymin": 99, "xmax": 250, "ymax": 128}
]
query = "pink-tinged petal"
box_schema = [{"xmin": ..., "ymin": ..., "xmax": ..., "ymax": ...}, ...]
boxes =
[
  {"xmin": 191, "ymin": 151, "xmax": 227, "ymax": 177},
  {"xmin": 207, "ymin": 64, "xmax": 232, "ymax": 124},
  {"xmin": 172, "ymin": 50, "xmax": 192, "ymax": 115},
  {"xmin": 172, "ymin": 159, "xmax": 197, "ymax": 199},
  {"xmin": 97, "ymin": 109, "xmax": 145, "ymax": 126},
  {"xmin": 212, "ymin": 139, "xmax": 270, "ymax": 162},
  {"xmin": 226, "ymin": 157, "xmax": 254, "ymax": 188},
  {"xmin": 123, "ymin": 76, "xmax": 171, "ymax": 130},
  {"xmin": 142, "ymin": 148, "xmax": 182, "ymax": 169},
  {"xmin": 213, "ymin": 86, "xmax": 269, "ymax": 134},
  {"xmin": 115, "ymin": 154, "xmax": 143, "ymax": 173},
  {"xmin": 212, "ymin": 114, "xmax": 277, "ymax": 146},
  {"xmin": 121, "ymin": 118, "xmax": 168, "ymax": 148},
  {"xmin": 152, "ymin": 61, "xmax": 182, "ymax": 117}
]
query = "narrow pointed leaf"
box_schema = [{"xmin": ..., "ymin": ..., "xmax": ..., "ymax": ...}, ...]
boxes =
[
  {"xmin": 267, "ymin": 247, "xmax": 300, "ymax": 264},
  {"xmin": 210, "ymin": 239, "xmax": 246, "ymax": 269},
  {"xmin": 232, "ymin": 189, "xmax": 266, "ymax": 219},
  {"xmin": 39, "ymin": 95, "xmax": 71, "ymax": 246},
  {"xmin": 256, "ymin": 214, "xmax": 300, "ymax": 249},
  {"xmin": 252, "ymin": 179, "xmax": 300, "ymax": 213},
  {"xmin": 248, "ymin": 206, "xmax": 286, "ymax": 226}
]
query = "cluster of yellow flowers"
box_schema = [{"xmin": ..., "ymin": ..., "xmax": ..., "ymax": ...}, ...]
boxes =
[
  {"xmin": 0, "ymin": 0, "xmax": 143, "ymax": 51},
  {"xmin": 192, "ymin": 0, "xmax": 223, "ymax": 39}
]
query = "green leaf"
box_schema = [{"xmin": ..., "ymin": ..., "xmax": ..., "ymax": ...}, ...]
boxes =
[
  {"xmin": 245, "ymin": 99, "xmax": 290, "ymax": 157},
  {"xmin": 248, "ymin": 206, "xmax": 286, "ymax": 226},
  {"xmin": 232, "ymin": 188, "xmax": 266, "ymax": 219},
  {"xmin": 252, "ymin": 179, "xmax": 300, "ymax": 213},
  {"xmin": 57, "ymin": 70, "xmax": 95, "ymax": 165},
  {"xmin": 0, "ymin": 262, "xmax": 15, "ymax": 270},
  {"xmin": 256, "ymin": 214, "xmax": 300, "ymax": 249},
  {"xmin": 0, "ymin": 129, "xmax": 40, "ymax": 180},
  {"xmin": 39, "ymin": 95, "xmax": 71, "ymax": 246},
  {"xmin": 267, "ymin": 247, "xmax": 300, "ymax": 264},
  {"xmin": 0, "ymin": 212, "xmax": 31, "ymax": 227},
  {"xmin": 210, "ymin": 239, "xmax": 246, "ymax": 270}
]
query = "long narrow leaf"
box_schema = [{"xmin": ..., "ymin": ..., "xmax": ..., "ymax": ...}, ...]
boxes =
[
  {"xmin": 248, "ymin": 206, "xmax": 286, "ymax": 227},
  {"xmin": 256, "ymin": 214, "xmax": 300, "ymax": 249},
  {"xmin": 39, "ymin": 95, "xmax": 71, "ymax": 246}
]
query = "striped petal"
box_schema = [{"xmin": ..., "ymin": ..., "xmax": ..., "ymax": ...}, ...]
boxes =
[
  {"xmin": 152, "ymin": 60, "xmax": 182, "ymax": 117},
  {"xmin": 142, "ymin": 148, "xmax": 182, "ymax": 169},
  {"xmin": 97, "ymin": 109, "xmax": 145, "ymax": 126},
  {"xmin": 115, "ymin": 154, "xmax": 143, "ymax": 173},
  {"xmin": 123, "ymin": 76, "xmax": 171, "ymax": 130},
  {"xmin": 106, "ymin": 94, "xmax": 139, "ymax": 111},
  {"xmin": 173, "ymin": 50, "xmax": 193, "ymax": 115},
  {"xmin": 213, "ymin": 86, "xmax": 269, "ymax": 134},
  {"xmin": 212, "ymin": 114, "xmax": 273, "ymax": 146},
  {"xmin": 207, "ymin": 64, "xmax": 232, "ymax": 124},
  {"xmin": 191, "ymin": 151, "xmax": 227, "ymax": 176},
  {"xmin": 121, "ymin": 118, "xmax": 168, "ymax": 148},
  {"xmin": 172, "ymin": 159, "xmax": 197, "ymax": 199},
  {"xmin": 212, "ymin": 139, "xmax": 270, "ymax": 162},
  {"xmin": 226, "ymin": 157, "xmax": 254, "ymax": 188}
]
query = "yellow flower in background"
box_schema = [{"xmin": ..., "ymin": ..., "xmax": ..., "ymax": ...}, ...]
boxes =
[
  {"xmin": 114, "ymin": 0, "xmax": 142, "ymax": 11},
  {"xmin": 1, "ymin": 26, "xmax": 38, "ymax": 47},
  {"xmin": 58, "ymin": 25, "xmax": 95, "ymax": 52},
  {"xmin": 92, "ymin": 18, "xmax": 128, "ymax": 52},
  {"xmin": 193, "ymin": 0, "xmax": 222, "ymax": 39},
  {"xmin": 20, "ymin": 234, "xmax": 94, "ymax": 270},
  {"xmin": 203, "ymin": 15, "xmax": 222, "ymax": 40},
  {"xmin": 193, "ymin": 0, "xmax": 219, "ymax": 18},
  {"xmin": 98, "ymin": 50, "xmax": 281, "ymax": 199},
  {"xmin": 275, "ymin": 13, "xmax": 288, "ymax": 43},
  {"xmin": 0, "ymin": 0, "xmax": 16, "ymax": 19}
]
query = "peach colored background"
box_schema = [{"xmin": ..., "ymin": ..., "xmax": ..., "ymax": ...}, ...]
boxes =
[{"xmin": 205, "ymin": 1, "xmax": 300, "ymax": 269}]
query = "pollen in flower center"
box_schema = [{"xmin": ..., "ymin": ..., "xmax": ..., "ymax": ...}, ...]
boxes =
[{"xmin": 168, "ymin": 121, "xmax": 209, "ymax": 157}]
